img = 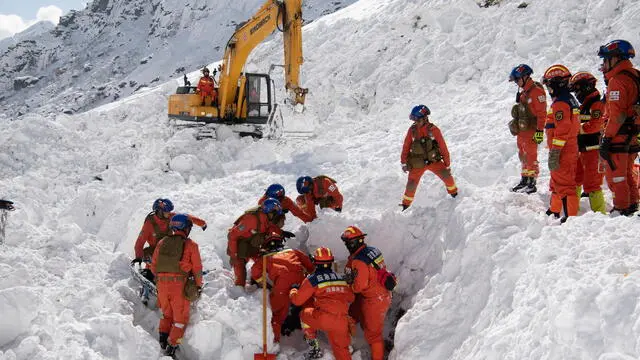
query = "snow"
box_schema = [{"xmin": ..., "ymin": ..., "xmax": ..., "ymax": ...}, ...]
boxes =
[{"xmin": 1, "ymin": 0, "xmax": 640, "ymax": 359}]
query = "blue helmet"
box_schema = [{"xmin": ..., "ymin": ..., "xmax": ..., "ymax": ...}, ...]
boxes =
[
  {"xmin": 598, "ymin": 40, "xmax": 635, "ymax": 60},
  {"xmin": 262, "ymin": 197, "xmax": 283, "ymax": 215},
  {"xmin": 153, "ymin": 198, "xmax": 174, "ymax": 212},
  {"xmin": 296, "ymin": 176, "xmax": 313, "ymax": 194},
  {"xmin": 509, "ymin": 64, "xmax": 533, "ymax": 82},
  {"xmin": 265, "ymin": 183, "xmax": 285, "ymax": 200},
  {"xmin": 409, "ymin": 105, "xmax": 430, "ymax": 120},
  {"xmin": 170, "ymin": 213, "xmax": 192, "ymax": 230}
]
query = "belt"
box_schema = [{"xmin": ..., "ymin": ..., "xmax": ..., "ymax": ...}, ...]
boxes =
[{"xmin": 156, "ymin": 275, "xmax": 186, "ymax": 282}]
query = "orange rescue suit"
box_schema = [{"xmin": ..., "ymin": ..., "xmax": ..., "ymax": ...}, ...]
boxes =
[
  {"xmin": 151, "ymin": 233, "xmax": 203, "ymax": 347},
  {"xmin": 575, "ymin": 91, "xmax": 605, "ymax": 194},
  {"xmin": 290, "ymin": 268, "xmax": 355, "ymax": 360},
  {"xmin": 516, "ymin": 78, "xmax": 547, "ymax": 178},
  {"xmin": 227, "ymin": 210, "xmax": 281, "ymax": 285},
  {"xmin": 602, "ymin": 60, "xmax": 640, "ymax": 211},
  {"xmin": 295, "ymin": 176, "xmax": 344, "ymax": 221},
  {"xmin": 196, "ymin": 76, "xmax": 217, "ymax": 104},
  {"xmin": 400, "ymin": 121, "xmax": 457, "ymax": 206},
  {"xmin": 345, "ymin": 245, "xmax": 392, "ymax": 360},
  {"xmin": 250, "ymin": 249, "xmax": 315, "ymax": 342},
  {"xmin": 545, "ymin": 91, "xmax": 580, "ymax": 217}
]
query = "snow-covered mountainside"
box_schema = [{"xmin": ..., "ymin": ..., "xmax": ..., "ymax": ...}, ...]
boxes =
[
  {"xmin": 0, "ymin": 0, "xmax": 355, "ymax": 117},
  {"xmin": 2, "ymin": 0, "xmax": 640, "ymax": 359}
]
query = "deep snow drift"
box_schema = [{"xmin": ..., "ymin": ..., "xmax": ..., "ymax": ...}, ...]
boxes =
[{"xmin": 2, "ymin": 0, "xmax": 640, "ymax": 359}]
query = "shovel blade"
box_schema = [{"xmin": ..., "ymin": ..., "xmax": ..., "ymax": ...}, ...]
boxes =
[{"xmin": 254, "ymin": 354, "xmax": 277, "ymax": 360}]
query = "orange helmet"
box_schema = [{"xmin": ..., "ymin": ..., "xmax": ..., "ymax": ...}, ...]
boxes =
[
  {"xmin": 569, "ymin": 71, "xmax": 597, "ymax": 92},
  {"xmin": 341, "ymin": 226, "xmax": 367, "ymax": 253},
  {"xmin": 312, "ymin": 247, "xmax": 334, "ymax": 264},
  {"xmin": 262, "ymin": 232, "xmax": 285, "ymax": 252},
  {"xmin": 542, "ymin": 64, "xmax": 571, "ymax": 87}
]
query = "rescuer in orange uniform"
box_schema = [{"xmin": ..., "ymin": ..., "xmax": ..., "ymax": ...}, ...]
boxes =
[
  {"xmin": 542, "ymin": 65, "xmax": 581, "ymax": 222},
  {"xmin": 597, "ymin": 39, "xmax": 640, "ymax": 215},
  {"xmin": 341, "ymin": 226, "xmax": 392, "ymax": 360},
  {"xmin": 196, "ymin": 67, "xmax": 217, "ymax": 106},
  {"xmin": 151, "ymin": 214, "xmax": 204, "ymax": 357},
  {"xmin": 508, "ymin": 64, "xmax": 548, "ymax": 194},
  {"xmin": 250, "ymin": 233, "xmax": 314, "ymax": 342},
  {"xmin": 227, "ymin": 198, "xmax": 284, "ymax": 287},
  {"xmin": 569, "ymin": 71, "xmax": 607, "ymax": 213},
  {"xmin": 132, "ymin": 198, "xmax": 207, "ymax": 266},
  {"xmin": 400, "ymin": 105, "xmax": 457, "ymax": 210},
  {"xmin": 295, "ymin": 175, "xmax": 343, "ymax": 221},
  {"xmin": 258, "ymin": 183, "xmax": 313, "ymax": 223},
  {"xmin": 289, "ymin": 247, "xmax": 355, "ymax": 360}
]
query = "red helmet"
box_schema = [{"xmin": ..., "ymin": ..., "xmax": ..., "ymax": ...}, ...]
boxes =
[
  {"xmin": 569, "ymin": 71, "xmax": 597, "ymax": 92},
  {"xmin": 263, "ymin": 232, "xmax": 285, "ymax": 252},
  {"xmin": 312, "ymin": 247, "xmax": 334, "ymax": 264},
  {"xmin": 542, "ymin": 64, "xmax": 571, "ymax": 87},
  {"xmin": 341, "ymin": 226, "xmax": 366, "ymax": 241}
]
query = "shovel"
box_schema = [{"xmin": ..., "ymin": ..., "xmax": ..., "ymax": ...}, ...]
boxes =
[{"xmin": 254, "ymin": 255, "xmax": 277, "ymax": 360}]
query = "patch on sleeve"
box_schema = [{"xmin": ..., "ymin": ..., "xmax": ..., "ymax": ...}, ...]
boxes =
[
  {"xmin": 555, "ymin": 111, "xmax": 564, "ymax": 121},
  {"xmin": 538, "ymin": 95, "xmax": 546, "ymax": 103},
  {"xmin": 237, "ymin": 224, "xmax": 245, "ymax": 231},
  {"xmin": 609, "ymin": 90, "xmax": 620, "ymax": 101},
  {"xmin": 592, "ymin": 110, "xmax": 601, "ymax": 119}
]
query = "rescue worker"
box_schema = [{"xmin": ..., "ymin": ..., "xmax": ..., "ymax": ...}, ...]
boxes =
[
  {"xmin": 196, "ymin": 67, "xmax": 217, "ymax": 106},
  {"xmin": 295, "ymin": 175, "xmax": 344, "ymax": 221},
  {"xmin": 227, "ymin": 198, "xmax": 284, "ymax": 288},
  {"xmin": 289, "ymin": 247, "xmax": 355, "ymax": 360},
  {"xmin": 400, "ymin": 104, "xmax": 458, "ymax": 210},
  {"xmin": 508, "ymin": 64, "xmax": 548, "ymax": 193},
  {"xmin": 597, "ymin": 39, "xmax": 640, "ymax": 215},
  {"xmin": 258, "ymin": 183, "xmax": 313, "ymax": 223},
  {"xmin": 542, "ymin": 65, "xmax": 581, "ymax": 222},
  {"xmin": 150, "ymin": 214, "xmax": 203, "ymax": 357},
  {"xmin": 132, "ymin": 198, "xmax": 207, "ymax": 268},
  {"xmin": 250, "ymin": 232, "xmax": 315, "ymax": 342},
  {"xmin": 569, "ymin": 71, "xmax": 607, "ymax": 213},
  {"xmin": 341, "ymin": 226, "xmax": 392, "ymax": 360}
]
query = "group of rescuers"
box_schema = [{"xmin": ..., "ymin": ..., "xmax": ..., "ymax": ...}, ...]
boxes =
[
  {"xmin": 130, "ymin": 175, "xmax": 395, "ymax": 359},
  {"xmin": 129, "ymin": 37, "xmax": 640, "ymax": 359}
]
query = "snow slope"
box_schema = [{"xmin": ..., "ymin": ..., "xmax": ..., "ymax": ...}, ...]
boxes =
[{"xmin": 2, "ymin": 0, "xmax": 640, "ymax": 359}]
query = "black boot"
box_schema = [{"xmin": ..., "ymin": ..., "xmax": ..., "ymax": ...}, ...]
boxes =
[
  {"xmin": 399, "ymin": 204, "xmax": 410, "ymax": 211},
  {"xmin": 304, "ymin": 338, "xmax": 323, "ymax": 359},
  {"xmin": 450, "ymin": 192, "xmax": 458, "ymax": 198},
  {"xmin": 159, "ymin": 332, "xmax": 169, "ymax": 350},
  {"xmin": 523, "ymin": 177, "xmax": 537, "ymax": 194},
  {"xmin": 545, "ymin": 209, "xmax": 560, "ymax": 218},
  {"xmin": 511, "ymin": 176, "xmax": 528, "ymax": 192},
  {"xmin": 164, "ymin": 344, "xmax": 178, "ymax": 357}
]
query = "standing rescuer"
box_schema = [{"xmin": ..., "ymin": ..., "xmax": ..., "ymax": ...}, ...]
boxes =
[
  {"xmin": 400, "ymin": 104, "xmax": 457, "ymax": 210},
  {"xmin": 341, "ymin": 226, "xmax": 394, "ymax": 360},
  {"xmin": 542, "ymin": 64, "xmax": 581, "ymax": 222},
  {"xmin": 569, "ymin": 71, "xmax": 607, "ymax": 213},
  {"xmin": 508, "ymin": 64, "xmax": 548, "ymax": 194},
  {"xmin": 196, "ymin": 67, "xmax": 217, "ymax": 106},
  {"xmin": 151, "ymin": 214, "xmax": 204, "ymax": 357},
  {"xmin": 597, "ymin": 39, "xmax": 640, "ymax": 215}
]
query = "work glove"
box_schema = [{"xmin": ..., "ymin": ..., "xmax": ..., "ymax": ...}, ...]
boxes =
[
  {"xmin": 282, "ymin": 230, "xmax": 296, "ymax": 239},
  {"xmin": 401, "ymin": 163, "xmax": 408, "ymax": 173},
  {"xmin": 343, "ymin": 269, "xmax": 358, "ymax": 285},
  {"xmin": 599, "ymin": 137, "xmax": 616, "ymax": 171},
  {"xmin": 201, "ymin": 223, "xmax": 207, "ymax": 231},
  {"xmin": 533, "ymin": 130, "xmax": 544, "ymax": 144},
  {"xmin": 290, "ymin": 283, "xmax": 300, "ymax": 290},
  {"xmin": 283, "ymin": 209, "xmax": 290, "ymax": 214},
  {"xmin": 548, "ymin": 148, "xmax": 561, "ymax": 171},
  {"xmin": 131, "ymin": 258, "xmax": 142, "ymax": 266},
  {"xmin": 197, "ymin": 286, "xmax": 203, "ymax": 297},
  {"xmin": 334, "ymin": 207, "xmax": 342, "ymax": 212}
]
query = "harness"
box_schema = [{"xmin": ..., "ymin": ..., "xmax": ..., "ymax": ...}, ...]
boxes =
[
  {"xmin": 232, "ymin": 207, "xmax": 266, "ymax": 259},
  {"xmin": 155, "ymin": 235, "xmax": 186, "ymax": 274},
  {"xmin": 577, "ymin": 93, "xmax": 602, "ymax": 152},
  {"xmin": 406, "ymin": 124, "xmax": 442, "ymax": 169},
  {"xmin": 514, "ymin": 81, "xmax": 544, "ymax": 131}
]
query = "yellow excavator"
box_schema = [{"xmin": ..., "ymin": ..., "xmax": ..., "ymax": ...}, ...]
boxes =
[{"xmin": 167, "ymin": 0, "xmax": 308, "ymax": 138}]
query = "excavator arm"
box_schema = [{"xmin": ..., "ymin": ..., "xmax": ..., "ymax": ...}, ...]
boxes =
[{"xmin": 217, "ymin": 0, "xmax": 307, "ymax": 119}]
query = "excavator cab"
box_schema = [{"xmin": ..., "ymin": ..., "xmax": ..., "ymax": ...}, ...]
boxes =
[{"xmin": 243, "ymin": 73, "xmax": 272, "ymax": 123}]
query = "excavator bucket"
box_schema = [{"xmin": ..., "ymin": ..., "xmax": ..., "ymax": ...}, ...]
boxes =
[{"xmin": 254, "ymin": 353, "xmax": 277, "ymax": 360}]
